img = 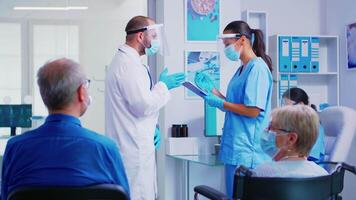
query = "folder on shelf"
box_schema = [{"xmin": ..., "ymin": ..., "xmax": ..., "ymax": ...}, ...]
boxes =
[
  {"xmin": 300, "ymin": 37, "xmax": 311, "ymax": 72},
  {"xmin": 311, "ymin": 37, "xmax": 320, "ymax": 72},
  {"xmin": 279, "ymin": 36, "xmax": 292, "ymax": 72},
  {"xmin": 291, "ymin": 37, "xmax": 301, "ymax": 72},
  {"xmin": 279, "ymin": 74, "xmax": 289, "ymax": 105},
  {"xmin": 289, "ymin": 74, "xmax": 298, "ymax": 88}
]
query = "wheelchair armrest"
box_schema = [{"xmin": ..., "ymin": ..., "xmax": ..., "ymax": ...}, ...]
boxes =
[
  {"xmin": 318, "ymin": 161, "xmax": 356, "ymax": 175},
  {"xmin": 194, "ymin": 185, "xmax": 229, "ymax": 200}
]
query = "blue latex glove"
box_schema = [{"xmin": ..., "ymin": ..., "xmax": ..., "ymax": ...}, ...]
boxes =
[
  {"xmin": 204, "ymin": 93, "xmax": 225, "ymax": 110},
  {"xmin": 154, "ymin": 127, "xmax": 161, "ymax": 149},
  {"xmin": 159, "ymin": 68, "xmax": 186, "ymax": 90},
  {"xmin": 194, "ymin": 71, "xmax": 216, "ymax": 93}
]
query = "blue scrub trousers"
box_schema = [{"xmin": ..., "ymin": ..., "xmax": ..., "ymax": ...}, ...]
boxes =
[{"xmin": 225, "ymin": 164, "xmax": 238, "ymax": 199}]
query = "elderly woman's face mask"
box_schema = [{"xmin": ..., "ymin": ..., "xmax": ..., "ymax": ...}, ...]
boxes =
[{"xmin": 260, "ymin": 123, "xmax": 291, "ymax": 159}]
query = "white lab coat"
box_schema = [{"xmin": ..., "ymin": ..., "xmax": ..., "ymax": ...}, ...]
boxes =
[{"xmin": 105, "ymin": 44, "xmax": 170, "ymax": 200}]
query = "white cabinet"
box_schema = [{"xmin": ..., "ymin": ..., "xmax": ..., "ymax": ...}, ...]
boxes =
[{"xmin": 269, "ymin": 35, "xmax": 339, "ymax": 110}]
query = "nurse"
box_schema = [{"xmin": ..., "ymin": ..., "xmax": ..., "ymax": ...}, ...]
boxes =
[
  {"xmin": 195, "ymin": 20, "xmax": 273, "ymax": 198},
  {"xmin": 282, "ymin": 87, "xmax": 325, "ymax": 162}
]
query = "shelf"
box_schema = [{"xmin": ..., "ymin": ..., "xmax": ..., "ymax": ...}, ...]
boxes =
[
  {"xmin": 270, "ymin": 34, "xmax": 339, "ymax": 109},
  {"xmin": 278, "ymin": 72, "xmax": 338, "ymax": 76}
]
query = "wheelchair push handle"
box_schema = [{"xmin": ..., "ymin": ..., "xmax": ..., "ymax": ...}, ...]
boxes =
[
  {"xmin": 341, "ymin": 162, "xmax": 356, "ymax": 175},
  {"xmin": 317, "ymin": 161, "xmax": 356, "ymax": 175}
]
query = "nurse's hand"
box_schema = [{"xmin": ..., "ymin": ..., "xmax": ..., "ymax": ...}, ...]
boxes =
[
  {"xmin": 204, "ymin": 93, "xmax": 224, "ymax": 110},
  {"xmin": 154, "ymin": 127, "xmax": 161, "ymax": 149},
  {"xmin": 195, "ymin": 72, "xmax": 216, "ymax": 93},
  {"xmin": 159, "ymin": 68, "xmax": 186, "ymax": 90}
]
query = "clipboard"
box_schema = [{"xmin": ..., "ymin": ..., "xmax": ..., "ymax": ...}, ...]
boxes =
[{"xmin": 183, "ymin": 81, "xmax": 208, "ymax": 98}]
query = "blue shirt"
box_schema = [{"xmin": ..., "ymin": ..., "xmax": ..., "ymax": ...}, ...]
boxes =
[
  {"xmin": 219, "ymin": 57, "xmax": 273, "ymax": 168},
  {"xmin": 1, "ymin": 114, "xmax": 130, "ymax": 200},
  {"xmin": 308, "ymin": 125, "xmax": 326, "ymax": 162}
]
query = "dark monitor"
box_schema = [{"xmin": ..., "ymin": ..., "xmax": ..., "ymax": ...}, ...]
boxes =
[{"xmin": 0, "ymin": 104, "xmax": 32, "ymax": 136}]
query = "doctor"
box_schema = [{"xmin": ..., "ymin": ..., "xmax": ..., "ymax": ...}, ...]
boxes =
[
  {"xmin": 105, "ymin": 16, "xmax": 185, "ymax": 200},
  {"xmin": 195, "ymin": 21, "xmax": 273, "ymax": 198}
]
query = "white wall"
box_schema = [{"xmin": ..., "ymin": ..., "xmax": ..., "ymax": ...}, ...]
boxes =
[
  {"xmin": 241, "ymin": 0, "xmax": 323, "ymax": 36},
  {"xmin": 0, "ymin": 0, "xmax": 147, "ymax": 133},
  {"xmin": 325, "ymin": 0, "xmax": 356, "ymax": 199}
]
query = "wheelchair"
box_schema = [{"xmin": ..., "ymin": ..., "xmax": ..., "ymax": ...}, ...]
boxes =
[{"xmin": 194, "ymin": 161, "xmax": 356, "ymax": 200}]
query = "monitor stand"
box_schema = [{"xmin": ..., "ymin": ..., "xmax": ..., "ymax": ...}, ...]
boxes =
[{"xmin": 10, "ymin": 127, "xmax": 16, "ymax": 136}]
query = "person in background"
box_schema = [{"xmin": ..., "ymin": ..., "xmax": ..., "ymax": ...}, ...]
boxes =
[
  {"xmin": 105, "ymin": 16, "xmax": 185, "ymax": 200},
  {"xmin": 254, "ymin": 105, "xmax": 328, "ymax": 177},
  {"xmin": 282, "ymin": 87, "xmax": 325, "ymax": 162},
  {"xmin": 195, "ymin": 20, "xmax": 273, "ymax": 198},
  {"xmin": 1, "ymin": 58, "xmax": 129, "ymax": 200}
]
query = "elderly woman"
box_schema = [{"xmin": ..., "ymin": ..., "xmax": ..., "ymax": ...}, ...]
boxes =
[
  {"xmin": 282, "ymin": 87, "xmax": 325, "ymax": 162},
  {"xmin": 254, "ymin": 105, "xmax": 328, "ymax": 177}
]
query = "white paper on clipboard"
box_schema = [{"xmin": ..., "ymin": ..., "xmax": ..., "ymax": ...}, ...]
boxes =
[{"xmin": 183, "ymin": 81, "xmax": 208, "ymax": 98}]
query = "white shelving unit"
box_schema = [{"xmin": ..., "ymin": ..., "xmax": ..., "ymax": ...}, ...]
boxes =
[
  {"xmin": 242, "ymin": 10, "xmax": 268, "ymax": 52},
  {"xmin": 269, "ymin": 35, "xmax": 339, "ymax": 110}
]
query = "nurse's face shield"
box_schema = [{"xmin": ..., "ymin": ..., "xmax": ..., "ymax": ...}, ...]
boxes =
[
  {"xmin": 281, "ymin": 97, "xmax": 297, "ymax": 107},
  {"xmin": 217, "ymin": 33, "xmax": 244, "ymax": 66},
  {"xmin": 130, "ymin": 24, "xmax": 168, "ymax": 56},
  {"xmin": 217, "ymin": 33, "xmax": 242, "ymax": 50}
]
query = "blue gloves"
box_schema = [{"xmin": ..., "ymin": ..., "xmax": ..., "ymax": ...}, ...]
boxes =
[
  {"xmin": 159, "ymin": 68, "xmax": 186, "ymax": 90},
  {"xmin": 194, "ymin": 71, "xmax": 216, "ymax": 93},
  {"xmin": 154, "ymin": 127, "xmax": 161, "ymax": 149},
  {"xmin": 204, "ymin": 93, "xmax": 225, "ymax": 110}
]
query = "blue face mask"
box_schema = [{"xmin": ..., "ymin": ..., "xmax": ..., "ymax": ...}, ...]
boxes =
[
  {"xmin": 223, "ymin": 43, "xmax": 240, "ymax": 61},
  {"xmin": 260, "ymin": 129, "xmax": 280, "ymax": 158},
  {"xmin": 145, "ymin": 39, "xmax": 160, "ymax": 56}
]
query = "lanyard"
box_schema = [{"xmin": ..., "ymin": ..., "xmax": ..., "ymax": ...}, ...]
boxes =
[{"xmin": 144, "ymin": 65, "xmax": 153, "ymax": 90}]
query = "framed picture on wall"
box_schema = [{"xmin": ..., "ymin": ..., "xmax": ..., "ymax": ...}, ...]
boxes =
[
  {"xmin": 184, "ymin": 51, "xmax": 220, "ymax": 99},
  {"xmin": 185, "ymin": 0, "xmax": 220, "ymax": 42},
  {"xmin": 346, "ymin": 22, "xmax": 356, "ymax": 70}
]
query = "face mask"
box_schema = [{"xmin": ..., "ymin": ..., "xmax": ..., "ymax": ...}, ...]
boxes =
[
  {"xmin": 224, "ymin": 43, "xmax": 240, "ymax": 61},
  {"xmin": 260, "ymin": 129, "xmax": 280, "ymax": 158},
  {"xmin": 145, "ymin": 39, "xmax": 160, "ymax": 56}
]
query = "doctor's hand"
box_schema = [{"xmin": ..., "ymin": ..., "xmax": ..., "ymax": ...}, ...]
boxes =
[
  {"xmin": 195, "ymin": 71, "xmax": 216, "ymax": 93},
  {"xmin": 204, "ymin": 93, "xmax": 225, "ymax": 110},
  {"xmin": 159, "ymin": 68, "xmax": 186, "ymax": 90},
  {"xmin": 154, "ymin": 127, "xmax": 161, "ymax": 149}
]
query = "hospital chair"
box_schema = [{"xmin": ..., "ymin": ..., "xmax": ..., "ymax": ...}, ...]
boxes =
[
  {"xmin": 7, "ymin": 184, "xmax": 129, "ymax": 200},
  {"xmin": 194, "ymin": 162, "xmax": 356, "ymax": 200},
  {"xmin": 319, "ymin": 106, "xmax": 356, "ymax": 162}
]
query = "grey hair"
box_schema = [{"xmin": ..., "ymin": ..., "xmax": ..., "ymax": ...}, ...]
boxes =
[
  {"xmin": 271, "ymin": 105, "xmax": 320, "ymax": 156},
  {"xmin": 37, "ymin": 58, "xmax": 86, "ymax": 111}
]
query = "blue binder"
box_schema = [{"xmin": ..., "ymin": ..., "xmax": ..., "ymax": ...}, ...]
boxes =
[
  {"xmin": 299, "ymin": 37, "xmax": 311, "ymax": 72},
  {"xmin": 291, "ymin": 37, "xmax": 301, "ymax": 72},
  {"xmin": 289, "ymin": 74, "xmax": 298, "ymax": 88},
  {"xmin": 279, "ymin": 36, "xmax": 292, "ymax": 72},
  {"xmin": 311, "ymin": 37, "xmax": 320, "ymax": 72},
  {"xmin": 279, "ymin": 74, "xmax": 289, "ymax": 105}
]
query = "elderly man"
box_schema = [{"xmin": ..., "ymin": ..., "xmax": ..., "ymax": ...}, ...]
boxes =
[{"xmin": 1, "ymin": 58, "xmax": 129, "ymax": 200}]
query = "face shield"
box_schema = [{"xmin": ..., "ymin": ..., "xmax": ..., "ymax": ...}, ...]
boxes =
[
  {"xmin": 217, "ymin": 33, "xmax": 243, "ymax": 67},
  {"xmin": 127, "ymin": 24, "xmax": 168, "ymax": 56}
]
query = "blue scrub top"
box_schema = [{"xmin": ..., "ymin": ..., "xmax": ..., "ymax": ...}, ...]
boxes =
[
  {"xmin": 308, "ymin": 125, "xmax": 326, "ymax": 161},
  {"xmin": 1, "ymin": 114, "xmax": 130, "ymax": 200},
  {"xmin": 219, "ymin": 57, "xmax": 273, "ymax": 168}
]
